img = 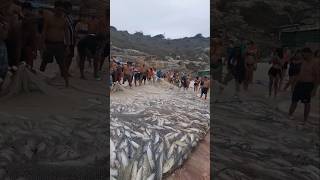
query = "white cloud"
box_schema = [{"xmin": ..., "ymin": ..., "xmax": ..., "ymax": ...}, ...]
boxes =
[{"xmin": 111, "ymin": 0, "xmax": 210, "ymax": 39}]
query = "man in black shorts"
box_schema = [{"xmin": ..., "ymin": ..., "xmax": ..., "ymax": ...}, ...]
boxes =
[
  {"xmin": 289, "ymin": 48, "xmax": 318, "ymax": 124},
  {"xmin": 140, "ymin": 64, "xmax": 147, "ymax": 85},
  {"xmin": 133, "ymin": 65, "xmax": 140, "ymax": 87},
  {"xmin": 200, "ymin": 76, "xmax": 210, "ymax": 100},
  {"xmin": 40, "ymin": 1, "xmax": 69, "ymax": 87},
  {"xmin": 77, "ymin": 33, "xmax": 106, "ymax": 80}
]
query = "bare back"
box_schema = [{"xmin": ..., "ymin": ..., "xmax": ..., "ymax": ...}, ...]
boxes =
[
  {"xmin": 204, "ymin": 79, "xmax": 210, "ymax": 88},
  {"xmin": 297, "ymin": 59, "xmax": 317, "ymax": 83}
]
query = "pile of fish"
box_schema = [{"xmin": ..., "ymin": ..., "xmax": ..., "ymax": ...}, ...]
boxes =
[
  {"xmin": 0, "ymin": 100, "xmax": 108, "ymax": 179},
  {"xmin": 110, "ymin": 85, "xmax": 210, "ymax": 180},
  {"xmin": 212, "ymin": 95, "xmax": 320, "ymax": 180}
]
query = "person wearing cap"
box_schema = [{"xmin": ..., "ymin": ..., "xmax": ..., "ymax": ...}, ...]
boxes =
[{"xmin": 289, "ymin": 48, "xmax": 318, "ymax": 124}]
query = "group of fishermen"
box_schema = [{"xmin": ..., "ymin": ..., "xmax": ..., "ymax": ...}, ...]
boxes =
[
  {"xmin": 109, "ymin": 57, "xmax": 210, "ymax": 100},
  {"xmin": 109, "ymin": 57, "xmax": 158, "ymax": 88},
  {"xmin": 0, "ymin": 0, "xmax": 108, "ymax": 90},
  {"xmin": 164, "ymin": 71, "xmax": 210, "ymax": 100},
  {"xmin": 211, "ymin": 35, "xmax": 319, "ymax": 124}
]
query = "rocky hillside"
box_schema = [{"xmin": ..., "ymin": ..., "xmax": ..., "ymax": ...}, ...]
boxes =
[
  {"xmin": 212, "ymin": 0, "xmax": 319, "ymax": 52},
  {"xmin": 110, "ymin": 26, "xmax": 210, "ymax": 62}
]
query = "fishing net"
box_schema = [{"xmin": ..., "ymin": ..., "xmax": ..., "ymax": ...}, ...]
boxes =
[{"xmin": 0, "ymin": 64, "xmax": 60, "ymax": 100}]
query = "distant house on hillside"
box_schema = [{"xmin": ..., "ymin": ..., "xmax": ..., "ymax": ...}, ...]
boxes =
[{"xmin": 278, "ymin": 24, "xmax": 320, "ymax": 49}]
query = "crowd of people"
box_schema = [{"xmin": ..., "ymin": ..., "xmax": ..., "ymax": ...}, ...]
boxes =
[
  {"xmin": 110, "ymin": 57, "xmax": 158, "ymax": 88},
  {"xmin": 212, "ymin": 36, "xmax": 319, "ymax": 124},
  {"xmin": 164, "ymin": 71, "xmax": 210, "ymax": 100},
  {"xmin": 0, "ymin": 0, "xmax": 108, "ymax": 91},
  {"xmin": 109, "ymin": 57, "xmax": 210, "ymax": 100}
]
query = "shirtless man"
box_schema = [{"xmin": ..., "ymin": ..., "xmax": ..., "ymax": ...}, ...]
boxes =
[
  {"xmin": 140, "ymin": 64, "xmax": 147, "ymax": 85},
  {"xmin": 133, "ymin": 63, "xmax": 140, "ymax": 86},
  {"xmin": 122, "ymin": 63, "xmax": 132, "ymax": 87},
  {"xmin": 77, "ymin": 13, "xmax": 106, "ymax": 80},
  {"xmin": 200, "ymin": 76, "xmax": 210, "ymax": 100},
  {"xmin": 40, "ymin": 1, "xmax": 69, "ymax": 87},
  {"xmin": 289, "ymin": 48, "xmax": 318, "ymax": 124}
]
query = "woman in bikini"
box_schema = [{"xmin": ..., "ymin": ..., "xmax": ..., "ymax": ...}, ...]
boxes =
[{"xmin": 268, "ymin": 48, "xmax": 283, "ymax": 97}]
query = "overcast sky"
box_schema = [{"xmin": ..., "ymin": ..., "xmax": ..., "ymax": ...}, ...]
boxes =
[{"xmin": 110, "ymin": 0, "xmax": 210, "ymax": 39}]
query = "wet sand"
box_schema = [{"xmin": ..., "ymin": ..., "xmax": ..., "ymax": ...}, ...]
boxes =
[
  {"xmin": 211, "ymin": 63, "xmax": 319, "ymax": 180},
  {"xmin": 166, "ymin": 133, "xmax": 210, "ymax": 180}
]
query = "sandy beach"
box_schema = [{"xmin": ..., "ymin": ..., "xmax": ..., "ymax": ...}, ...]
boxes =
[{"xmin": 211, "ymin": 63, "xmax": 319, "ymax": 179}]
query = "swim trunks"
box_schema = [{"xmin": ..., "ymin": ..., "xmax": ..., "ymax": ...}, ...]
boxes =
[
  {"xmin": 268, "ymin": 67, "xmax": 282, "ymax": 78},
  {"xmin": 292, "ymin": 82, "xmax": 314, "ymax": 103},
  {"xmin": 201, "ymin": 87, "xmax": 208, "ymax": 95}
]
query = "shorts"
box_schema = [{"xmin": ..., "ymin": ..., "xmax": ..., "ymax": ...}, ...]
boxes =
[
  {"xmin": 268, "ymin": 67, "xmax": 281, "ymax": 78},
  {"xmin": 282, "ymin": 62, "xmax": 288, "ymax": 70},
  {"xmin": 104, "ymin": 43, "xmax": 110, "ymax": 57},
  {"xmin": 66, "ymin": 45, "xmax": 75, "ymax": 58},
  {"xmin": 134, "ymin": 73, "xmax": 141, "ymax": 81},
  {"xmin": 201, "ymin": 87, "xmax": 208, "ymax": 95},
  {"xmin": 123, "ymin": 74, "xmax": 132, "ymax": 83},
  {"xmin": 21, "ymin": 46, "xmax": 36, "ymax": 66},
  {"xmin": 42, "ymin": 42, "xmax": 66, "ymax": 65},
  {"xmin": 141, "ymin": 73, "xmax": 147, "ymax": 81},
  {"xmin": 111, "ymin": 71, "xmax": 116, "ymax": 83},
  {"xmin": 292, "ymin": 82, "xmax": 314, "ymax": 103},
  {"xmin": 288, "ymin": 68, "xmax": 299, "ymax": 77}
]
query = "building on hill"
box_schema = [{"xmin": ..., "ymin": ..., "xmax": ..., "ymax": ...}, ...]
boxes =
[{"xmin": 278, "ymin": 24, "xmax": 320, "ymax": 49}]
